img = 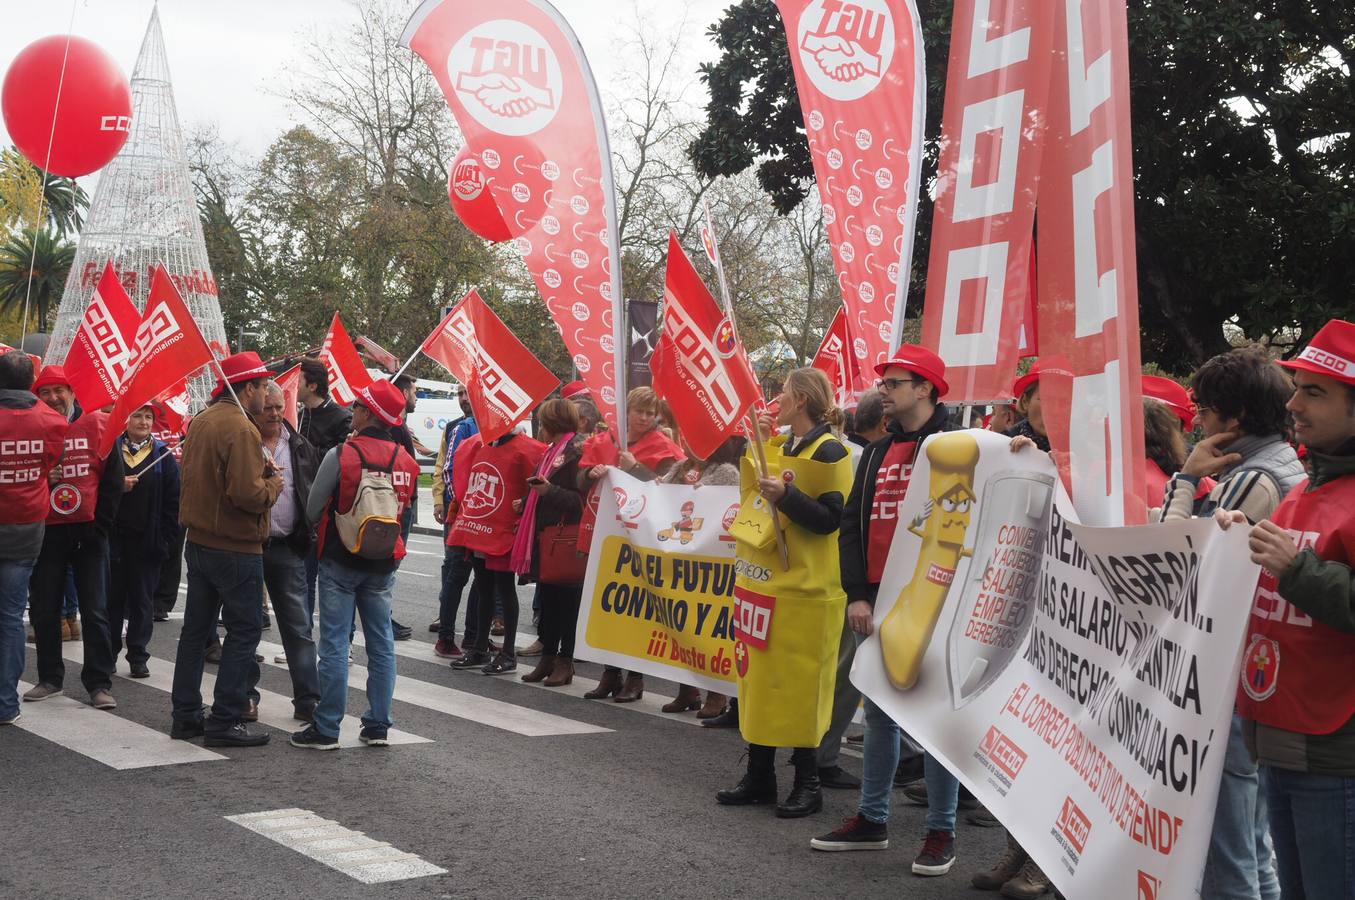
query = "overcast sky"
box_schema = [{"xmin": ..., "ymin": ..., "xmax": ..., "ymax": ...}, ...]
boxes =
[{"xmin": 2, "ymin": 0, "xmax": 737, "ymax": 174}]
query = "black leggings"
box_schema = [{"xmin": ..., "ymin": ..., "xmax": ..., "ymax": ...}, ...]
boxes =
[
  {"xmin": 536, "ymin": 581, "xmax": 583, "ymax": 658},
  {"xmin": 472, "ymin": 560, "xmax": 518, "ymax": 658}
]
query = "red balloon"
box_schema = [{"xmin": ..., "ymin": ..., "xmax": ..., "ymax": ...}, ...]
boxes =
[
  {"xmin": 2, "ymin": 35, "xmax": 132, "ymax": 178},
  {"xmin": 448, "ymin": 147, "xmax": 511, "ymax": 243}
]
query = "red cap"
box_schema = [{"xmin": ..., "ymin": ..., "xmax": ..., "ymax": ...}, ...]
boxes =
[
  {"xmin": 561, "ymin": 380, "xmax": 590, "ymax": 400},
  {"xmin": 873, "ymin": 344, "xmax": 949, "ymax": 398},
  {"xmin": 1141, "ymin": 375, "xmax": 1196, "ymax": 430},
  {"xmin": 32, "ymin": 365, "xmax": 71, "ymax": 393},
  {"xmin": 355, "ymin": 380, "xmax": 406, "ymax": 427},
  {"xmin": 1279, "ymin": 319, "xmax": 1355, "ymax": 387},
  {"xmin": 1012, "ymin": 360, "xmax": 1044, "ymax": 400},
  {"xmin": 212, "ymin": 351, "xmax": 272, "ymax": 398}
]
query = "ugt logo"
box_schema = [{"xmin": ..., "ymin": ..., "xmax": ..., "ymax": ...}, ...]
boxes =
[
  {"xmin": 451, "ymin": 155, "xmax": 490, "ymax": 202},
  {"xmin": 795, "ymin": 0, "xmax": 896, "ymax": 102},
  {"xmin": 449, "ymin": 19, "xmax": 563, "ymax": 136},
  {"xmin": 461, "ymin": 462, "xmax": 504, "ymax": 519}
]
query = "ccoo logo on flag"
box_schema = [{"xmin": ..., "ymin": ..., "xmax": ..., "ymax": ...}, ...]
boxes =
[{"xmin": 449, "ymin": 19, "xmax": 564, "ymax": 136}]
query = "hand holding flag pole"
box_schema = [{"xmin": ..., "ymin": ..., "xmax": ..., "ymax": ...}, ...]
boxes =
[{"xmin": 701, "ymin": 198, "xmax": 789, "ymax": 571}]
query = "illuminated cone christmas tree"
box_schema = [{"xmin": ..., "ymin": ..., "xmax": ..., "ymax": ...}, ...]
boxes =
[{"xmin": 48, "ymin": 6, "xmax": 228, "ymax": 407}]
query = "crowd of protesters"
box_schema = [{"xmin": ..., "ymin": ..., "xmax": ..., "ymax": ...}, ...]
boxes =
[{"xmin": 3, "ymin": 316, "xmax": 1355, "ymax": 899}]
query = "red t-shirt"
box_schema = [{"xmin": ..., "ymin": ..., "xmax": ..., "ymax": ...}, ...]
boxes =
[{"xmin": 867, "ymin": 441, "xmax": 918, "ymax": 583}]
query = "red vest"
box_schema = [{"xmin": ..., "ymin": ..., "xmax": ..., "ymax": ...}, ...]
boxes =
[
  {"xmin": 867, "ymin": 440, "xmax": 918, "ymax": 583},
  {"xmin": 447, "ymin": 434, "xmax": 546, "ymax": 557},
  {"xmin": 0, "ymin": 402, "xmax": 69, "ymax": 526},
  {"xmin": 1236, "ymin": 476, "xmax": 1355, "ymax": 733},
  {"xmin": 319, "ymin": 433, "xmax": 420, "ymax": 560},
  {"xmin": 47, "ymin": 409, "xmax": 109, "ymax": 525}
]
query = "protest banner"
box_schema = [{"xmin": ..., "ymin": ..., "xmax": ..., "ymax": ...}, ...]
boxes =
[
  {"xmin": 64, "ymin": 260, "xmax": 142, "ymax": 411},
  {"xmin": 576, "ymin": 469, "xmax": 741, "ymax": 694},
  {"xmin": 852, "ymin": 429, "xmax": 1257, "ymax": 900},
  {"xmin": 320, "ymin": 312, "xmax": 373, "ymax": 406},
  {"xmin": 811, "ymin": 305, "xmax": 860, "ymax": 408}
]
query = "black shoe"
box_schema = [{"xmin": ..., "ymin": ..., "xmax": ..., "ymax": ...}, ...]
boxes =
[
  {"xmin": 959, "ymin": 785, "xmax": 980, "ymax": 811},
  {"xmin": 810, "ymin": 814, "xmax": 889, "ymax": 851},
  {"xmin": 451, "ymin": 651, "xmax": 491, "ymax": 670},
  {"xmin": 911, "ymin": 829, "xmax": 956, "ymax": 876},
  {"xmin": 289, "ymin": 725, "xmax": 338, "ymax": 750},
  {"xmin": 129, "ymin": 661, "xmax": 150, "ymax": 679},
  {"xmin": 819, "ymin": 765, "xmax": 862, "ymax": 790},
  {"xmin": 481, "ymin": 654, "xmax": 516, "ymax": 676},
  {"xmin": 204, "ymin": 723, "xmax": 271, "ymax": 747},
  {"xmin": 716, "ymin": 774, "xmax": 778, "ymax": 806},
  {"xmin": 391, "ymin": 619, "xmax": 412, "ymax": 641},
  {"xmin": 776, "ymin": 751, "xmax": 823, "ymax": 818},
  {"xmin": 204, "ymin": 645, "xmax": 222, "ymax": 664},
  {"xmin": 702, "ymin": 699, "xmax": 739, "ymax": 728},
  {"xmin": 895, "ymin": 754, "xmax": 925, "ymax": 787},
  {"xmin": 153, "ymin": 611, "xmax": 169, "ymax": 623},
  {"xmin": 902, "ymin": 781, "xmax": 929, "ymax": 805},
  {"xmin": 359, "ymin": 725, "xmax": 389, "ymax": 747},
  {"xmin": 170, "ymin": 718, "xmax": 205, "ymax": 740},
  {"xmin": 262, "ymin": 615, "xmax": 272, "ymax": 630},
  {"xmin": 966, "ymin": 805, "xmax": 1001, "ymax": 828}
]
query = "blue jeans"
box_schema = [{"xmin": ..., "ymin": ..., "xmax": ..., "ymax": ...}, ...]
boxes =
[
  {"xmin": 1203, "ymin": 714, "xmax": 1281, "ymax": 900},
  {"xmin": 314, "ymin": 558, "xmax": 396, "ymax": 739},
  {"xmin": 171, "ymin": 542, "xmax": 264, "ymax": 726},
  {"xmin": 1262, "ymin": 765, "xmax": 1355, "ymax": 899},
  {"xmin": 923, "ymin": 753, "xmax": 960, "ymax": 834},
  {"xmin": 0, "ymin": 558, "xmax": 38, "ymax": 720},
  {"xmin": 859, "ymin": 697, "xmax": 901, "ymax": 823},
  {"xmin": 263, "ymin": 540, "xmax": 320, "ymax": 713},
  {"xmin": 437, "ymin": 539, "xmax": 474, "ymax": 643}
]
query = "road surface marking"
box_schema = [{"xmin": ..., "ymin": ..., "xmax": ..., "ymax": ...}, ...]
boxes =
[{"xmin": 225, "ymin": 808, "xmax": 446, "ymax": 883}]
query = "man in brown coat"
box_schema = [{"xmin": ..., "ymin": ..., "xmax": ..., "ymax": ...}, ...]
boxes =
[{"xmin": 170, "ymin": 352, "xmax": 283, "ymax": 747}]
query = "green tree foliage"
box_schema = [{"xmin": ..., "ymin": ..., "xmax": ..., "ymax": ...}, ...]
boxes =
[
  {"xmin": 0, "ymin": 148, "xmax": 89, "ymax": 238},
  {"xmin": 0, "ymin": 228, "xmax": 76, "ymax": 333},
  {"xmin": 691, "ymin": 0, "xmax": 1355, "ymax": 369}
]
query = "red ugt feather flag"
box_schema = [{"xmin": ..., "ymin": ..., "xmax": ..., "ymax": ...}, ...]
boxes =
[
  {"xmin": 420, "ymin": 289, "xmax": 559, "ymax": 443},
  {"xmin": 64, "ymin": 260, "xmax": 142, "ymax": 411},
  {"xmin": 274, "ymin": 364, "xmax": 301, "ymax": 429},
  {"xmin": 321, "ymin": 312, "xmax": 374, "ymax": 406},
  {"xmin": 650, "ymin": 232, "xmax": 761, "ymax": 460},
  {"xmin": 100, "ymin": 264, "xmax": 213, "ymax": 456},
  {"xmin": 812, "ymin": 305, "xmax": 862, "ymax": 409}
]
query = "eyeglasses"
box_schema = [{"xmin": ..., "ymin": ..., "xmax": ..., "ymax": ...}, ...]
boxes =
[{"xmin": 876, "ymin": 377, "xmax": 920, "ymax": 392}]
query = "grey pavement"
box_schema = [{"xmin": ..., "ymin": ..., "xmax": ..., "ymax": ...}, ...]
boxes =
[{"xmin": 2, "ymin": 532, "xmax": 1008, "ymax": 899}]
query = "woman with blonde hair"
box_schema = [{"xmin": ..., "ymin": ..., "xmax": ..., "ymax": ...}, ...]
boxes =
[{"xmin": 719, "ymin": 367, "xmax": 852, "ymax": 819}]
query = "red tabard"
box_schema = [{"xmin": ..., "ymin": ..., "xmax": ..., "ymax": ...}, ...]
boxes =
[
  {"xmin": 320, "ymin": 434, "xmax": 420, "ymax": 560},
  {"xmin": 580, "ymin": 428, "xmax": 682, "ymax": 473},
  {"xmin": 447, "ymin": 434, "xmax": 546, "ymax": 557},
  {"xmin": 47, "ymin": 410, "xmax": 110, "ymax": 525},
  {"xmin": 0, "ymin": 403, "xmax": 69, "ymax": 525},
  {"xmin": 1236, "ymin": 476, "xmax": 1355, "ymax": 734},
  {"xmin": 867, "ymin": 441, "xmax": 918, "ymax": 583}
]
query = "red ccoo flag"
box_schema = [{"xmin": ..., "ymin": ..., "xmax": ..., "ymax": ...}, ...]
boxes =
[
  {"xmin": 274, "ymin": 364, "xmax": 301, "ymax": 429},
  {"xmin": 419, "ymin": 289, "xmax": 559, "ymax": 443},
  {"xmin": 64, "ymin": 260, "xmax": 142, "ymax": 411},
  {"xmin": 812, "ymin": 306, "xmax": 862, "ymax": 409},
  {"xmin": 321, "ymin": 312, "xmax": 374, "ymax": 405},
  {"xmin": 650, "ymin": 232, "xmax": 761, "ymax": 460},
  {"xmin": 99, "ymin": 264, "xmax": 214, "ymax": 456}
]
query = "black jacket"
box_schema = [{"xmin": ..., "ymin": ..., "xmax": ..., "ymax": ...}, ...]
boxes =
[
  {"xmin": 275, "ymin": 421, "xmax": 321, "ymax": 554},
  {"xmin": 298, "ymin": 398, "xmax": 352, "ymax": 458},
  {"xmin": 777, "ymin": 423, "xmax": 849, "ymax": 535},
  {"xmin": 115, "ymin": 435, "xmax": 182, "ymax": 560},
  {"xmin": 839, "ymin": 405, "xmax": 950, "ymax": 606}
]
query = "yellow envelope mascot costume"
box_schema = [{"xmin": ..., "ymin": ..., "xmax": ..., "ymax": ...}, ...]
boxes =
[{"xmin": 729, "ymin": 430, "xmax": 852, "ymax": 745}]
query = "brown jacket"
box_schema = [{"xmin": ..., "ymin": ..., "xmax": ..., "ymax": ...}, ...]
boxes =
[{"xmin": 179, "ymin": 399, "xmax": 282, "ymax": 554}]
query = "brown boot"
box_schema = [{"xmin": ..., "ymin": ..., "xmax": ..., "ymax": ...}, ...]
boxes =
[
  {"xmin": 972, "ymin": 833, "xmax": 1027, "ymax": 891},
  {"xmin": 661, "ymin": 684, "xmax": 702, "ymax": 713},
  {"xmin": 613, "ymin": 673, "xmax": 644, "ymax": 703},
  {"xmin": 697, "ymin": 691, "xmax": 727, "ymax": 719},
  {"xmin": 1000, "ymin": 858, "xmax": 1051, "ymax": 899},
  {"xmin": 61, "ymin": 618, "xmax": 72, "ymax": 641},
  {"xmin": 584, "ymin": 667, "xmax": 623, "ymax": 699},
  {"xmin": 66, "ymin": 615, "xmax": 80, "ymax": 641},
  {"xmin": 544, "ymin": 656, "xmax": 575, "ymax": 687},
  {"xmin": 520, "ymin": 654, "xmax": 557, "ymax": 683}
]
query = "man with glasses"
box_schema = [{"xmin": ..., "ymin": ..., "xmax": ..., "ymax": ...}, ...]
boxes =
[{"xmin": 812, "ymin": 346, "xmax": 962, "ymax": 878}]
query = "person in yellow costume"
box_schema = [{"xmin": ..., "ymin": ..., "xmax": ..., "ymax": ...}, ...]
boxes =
[{"xmin": 719, "ymin": 368, "xmax": 853, "ymax": 819}]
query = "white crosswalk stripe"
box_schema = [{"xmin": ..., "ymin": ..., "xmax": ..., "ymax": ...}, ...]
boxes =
[
  {"xmin": 58, "ymin": 642, "xmax": 431, "ymax": 749},
  {"xmin": 225, "ymin": 808, "xmax": 446, "ymax": 883},
  {"xmin": 256, "ymin": 639, "xmax": 610, "ymax": 737},
  {"xmin": 13, "ymin": 681, "xmax": 225, "ymax": 769}
]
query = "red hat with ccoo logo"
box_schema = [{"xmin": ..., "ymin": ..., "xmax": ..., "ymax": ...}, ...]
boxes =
[
  {"xmin": 874, "ymin": 344, "xmax": 949, "ymax": 398},
  {"xmin": 1141, "ymin": 375, "xmax": 1196, "ymax": 430},
  {"xmin": 212, "ymin": 351, "xmax": 272, "ymax": 398},
  {"xmin": 31, "ymin": 365, "xmax": 72, "ymax": 393},
  {"xmin": 1279, "ymin": 319, "xmax": 1355, "ymax": 387},
  {"xmin": 355, "ymin": 380, "xmax": 407, "ymax": 427}
]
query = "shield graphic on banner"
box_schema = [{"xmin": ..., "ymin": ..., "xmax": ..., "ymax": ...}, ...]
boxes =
[{"xmin": 945, "ymin": 470, "xmax": 1055, "ymax": 708}]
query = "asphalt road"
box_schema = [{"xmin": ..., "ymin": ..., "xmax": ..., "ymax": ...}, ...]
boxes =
[{"xmin": 1, "ymin": 531, "xmax": 1009, "ymax": 899}]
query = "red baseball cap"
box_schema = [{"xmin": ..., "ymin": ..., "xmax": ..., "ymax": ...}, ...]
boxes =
[
  {"xmin": 355, "ymin": 380, "xmax": 406, "ymax": 427},
  {"xmin": 874, "ymin": 344, "xmax": 949, "ymax": 398},
  {"xmin": 561, "ymin": 380, "xmax": 590, "ymax": 400},
  {"xmin": 1012, "ymin": 360, "xmax": 1044, "ymax": 400},
  {"xmin": 212, "ymin": 351, "xmax": 272, "ymax": 398},
  {"xmin": 1141, "ymin": 375, "xmax": 1196, "ymax": 430},
  {"xmin": 1279, "ymin": 319, "xmax": 1355, "ymax": 387},
  {"xmin": 32, "ymin": 365, "xmax": 71, "ymax": 393}
]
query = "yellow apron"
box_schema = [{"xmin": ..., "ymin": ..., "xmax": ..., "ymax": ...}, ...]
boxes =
[{"xmin": 728, "ymin": 431, "xmax": 851, "ymax": 748}]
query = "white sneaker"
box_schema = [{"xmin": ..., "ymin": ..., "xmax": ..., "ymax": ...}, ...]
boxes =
[{"xmin": 273, "ymin": 654, "xmax": 287, "ymax": 664}]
